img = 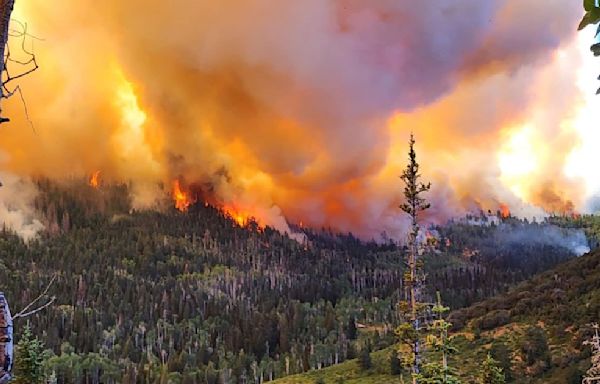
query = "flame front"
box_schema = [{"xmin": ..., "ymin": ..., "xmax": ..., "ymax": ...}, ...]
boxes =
[
  {"xmin": 89, "ymin": 171, "xmax": 101, "ymax": 188},
  {"xmin": 172, "ymin": 180, "xmax": 191, "ymax": 212},
  {"xmin": 224, "ymin": 205, "xmax": 255, "ymax": 227}
]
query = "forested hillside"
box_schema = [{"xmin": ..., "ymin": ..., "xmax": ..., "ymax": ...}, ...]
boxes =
[
  {"xmin": 275, "ymin": 245, "xmax": 600, "ymax": 384},
  {"xmin": 0, "ymin": 180, "xmax": 589, "ymax": 383}
]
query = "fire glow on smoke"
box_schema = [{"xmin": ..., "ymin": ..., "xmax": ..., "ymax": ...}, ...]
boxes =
[{"xmin": 0, "ymin": 2, "xmax": 599, "ymax": 238}]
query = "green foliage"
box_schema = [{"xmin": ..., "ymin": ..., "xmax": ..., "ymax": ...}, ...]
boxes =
[
  {"xmin": 275, "ymin": 246, "xmax": 600, "ymax": 383},
  {"xmin": 0, "ymin": 179, "xmax": 588, "ymax": 383},
  {"xmin": 579, "ymin": 0, "xmax": 600, "ymax": 94},
  {"xmin": 489, "ymin": 342, "xmax": 512, "ymax": 381},
  {"xmin": 14, "ymin": 324, "xmax": 47, "ymax": 384},
  {"xmin": 428, "ymin": 293, "xmax": 457, "ymax": 358},
  {"xmin": 415, "ymin": 362, "xmax": 462, "ymax": 384},
  {"xmin": 580, "ymin": 0, "xmax": 600, "ymax": 30},
  {"xmin": 478, "ymin": 354, "xmax": 505, "ymax": 384}
]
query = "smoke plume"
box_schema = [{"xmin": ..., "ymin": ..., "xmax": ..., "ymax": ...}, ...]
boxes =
[
  {"xmin": 0, "ymin": 173, "xmax": 43, "ymax": 240},
  {"xmin": 0, "ymin": 1, "xmax": 594, "ymax": 239}
]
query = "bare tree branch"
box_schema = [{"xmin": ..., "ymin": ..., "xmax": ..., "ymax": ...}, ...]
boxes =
[
  {"xmin": 0, "ymin": 17, "xmax": 39, "ymax": 126},
  {"xmin": 13, "ymin": 296, "xmax": 55, "ymax": 319},
  {"xmin": 13, "ymin": 274, "xmax": 56, "ymax": 319}
]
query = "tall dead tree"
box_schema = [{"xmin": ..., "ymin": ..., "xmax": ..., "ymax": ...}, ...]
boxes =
[
  {"xmin": 0, "ymin": 0, "xmax": 14, "ymax": 123},
  {"xmin": 399, "ymin": 133, "xmax": 431, "ymax": 384}
]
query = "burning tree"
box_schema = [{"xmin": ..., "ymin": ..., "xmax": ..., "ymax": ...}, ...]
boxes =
[{"xmin": 396, "ymin": 133, "xmax": 431, "ymax": 383}]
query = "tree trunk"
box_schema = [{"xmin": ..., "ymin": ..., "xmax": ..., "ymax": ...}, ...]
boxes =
[
  {"xmin": 0, "ymin": 0, "xmax": 15, "ymax": 122},
  {"xmin": 0, "ymin": 293, "xmax": 13, "ymax": 383}
]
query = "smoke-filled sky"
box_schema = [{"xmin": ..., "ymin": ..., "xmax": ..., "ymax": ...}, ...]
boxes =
[{"xmin": 0, "ymin": 1, "xmax": 598, "ymax": 239}]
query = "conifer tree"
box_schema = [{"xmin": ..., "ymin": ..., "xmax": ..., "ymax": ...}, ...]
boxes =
[
  {"xmin": 427, "ymin": 292, "xmax": 459, "ymax": 383},
  {"xmin": 359, "ymin": 344, "xmax": 372, "ymax": 371},
  {"xmin": 397, "ymin": 132, "xmax": 431, "ymax": 383},
  {"xmin": 415, "ymin": 293, "xmax": 461, "ymax": 384},
  {"xmin": 478, "ymin": 354, "xmax": 505, "ymax": 384},
  {"xmin": 390, "ymin": 350, "xmax": 403, "ymax": 375},
  {"xmin": 13, "ymin": 324, "xmax": 46, "ymax": 384}
]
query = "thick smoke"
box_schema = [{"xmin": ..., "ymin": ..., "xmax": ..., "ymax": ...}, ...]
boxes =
[
  {"xmin": 0, "ymin": 173, "xmax": 43, "ymax": 241},
  {"xmin": 0, "ymin": 1, "xmax": 589, "ymax": 239}
]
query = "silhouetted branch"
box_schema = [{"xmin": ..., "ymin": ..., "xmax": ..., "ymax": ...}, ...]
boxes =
[{"xmin": 13, "ymin": 274, "xmax": 56, "ymax": 319}]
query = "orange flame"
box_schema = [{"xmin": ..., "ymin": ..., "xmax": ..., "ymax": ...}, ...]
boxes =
[
  {"xmin": 89, "ymin": 171, "xmax": 101, "ymax": 188},
  {"xmin": 172, "ymin": 180, "xmax": 192, "ymax": 212},
  {"xmin": 499, "ymin": 203, "xmax": 510, "ymax": 218},
  {"xmin": 223, "ymin": 205, "xmax": 259, "ymax": 228}
]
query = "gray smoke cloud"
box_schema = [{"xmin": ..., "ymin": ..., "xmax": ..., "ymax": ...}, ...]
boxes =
[{"xmin": 495, "ymin": 223, "xmax": 590, "ymax": 256}]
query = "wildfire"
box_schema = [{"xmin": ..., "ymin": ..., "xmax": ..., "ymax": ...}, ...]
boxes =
[
  {"xmin": 228, "ymin": 209, "xmax": 249, "ymax": 227},
  {"xmin": 89, "ymin": 171, "xmax": 101, "ymax": 188},
  {"xmin": 233, "ymin": 212, "xmax": 247, "ymax": 226},
  {"xmin": 172, "ymin": 180, "xmax": 191, "ymax": 212},
  {"xmin": 499, "ymin": 203, "xmax": 510, "ymax": 218},
  {"xmin": 223, "ymin": 205, "xmax": 257, "ymax": 228}
]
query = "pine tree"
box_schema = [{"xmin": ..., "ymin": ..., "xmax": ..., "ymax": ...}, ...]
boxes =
[
  {"xmin": 390, "ymin": 350, "xmax": 403, "ymax": 375},
  {"xmin": 358, "ymin": 344, "xmax": 372, "ymax": 371},
  {"xmin": 489, "ymin": 342, "xmax": 512, "ymax": 381},
  {"xmin": 416, "ymin": 362, "xmax": 461, "ymax": 384},
  {"xmin": 426, "ymin": 292, "xmax": 459, "ymax": 383},
  {"xmin": 414, "ymin": 292, "xmax": 461, "ymax": 384},
  {"xmin": 397, "ymin": 132, "xmax": 431, "ymax": 383},
  {"xmin": 13, "ymin": 324, "xmax": 46, "ymax": 384},
  {"xmin": 478, "ymin": 354, "xmax": 505, "ymax": 384}
]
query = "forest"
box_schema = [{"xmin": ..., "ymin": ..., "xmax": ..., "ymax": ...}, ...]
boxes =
[{"xmin": 0, "ymin": 179, "xmax": 593, "ymax": 383}]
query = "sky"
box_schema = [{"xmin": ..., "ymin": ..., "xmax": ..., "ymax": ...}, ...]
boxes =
[{"xmin": 0, "ymin": 1, "xmax": 598, "ymax": 239}]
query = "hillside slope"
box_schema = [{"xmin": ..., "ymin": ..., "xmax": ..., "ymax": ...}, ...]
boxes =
[{"xmin": 273, "ymin": 248, "xmax": 600, "ymax": 383}]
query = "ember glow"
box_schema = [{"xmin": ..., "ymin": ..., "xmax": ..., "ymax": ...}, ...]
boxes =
[
  {"xmin": 499, "ymin": 204, "xmax": 510, "ymax": 219},
  {"xmin": 0, "ymin": 1, "xmax": 598, "ymax": 238}
]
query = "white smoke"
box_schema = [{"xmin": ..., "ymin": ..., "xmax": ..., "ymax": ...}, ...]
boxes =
[{"xmin": 0, "ymin": 173, "xmax": 44, "ymax": 241}]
